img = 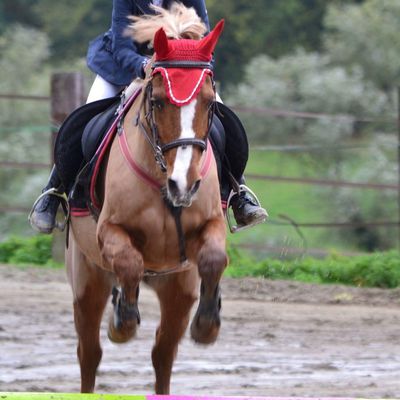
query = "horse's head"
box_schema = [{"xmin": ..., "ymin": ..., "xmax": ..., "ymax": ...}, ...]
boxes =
[{"xmin": 140, "ymin": 19, "xmax": 224, "ymax": 207}]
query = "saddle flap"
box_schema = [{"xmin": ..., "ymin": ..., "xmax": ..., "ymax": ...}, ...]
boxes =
[
  {"xmin": 81, "ymin": 101, "xmax": 120, "ymax": 162},
  {"xmin": 54, "ymin": 96, "xmax": 120, "ymax": 191}
]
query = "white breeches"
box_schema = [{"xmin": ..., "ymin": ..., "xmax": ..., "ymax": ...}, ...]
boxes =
[{"xmin": 86, "ymin": 75, "xmax": 124, "ymax": 104}]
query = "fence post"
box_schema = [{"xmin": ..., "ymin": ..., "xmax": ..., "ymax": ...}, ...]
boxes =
[
  {"xmin": 398, "ymin": 87, "xmax": 400, "ymax": 251},
  {"xmin": 50, "ymin": 72, "xmax": 86, "ymax": 262}
]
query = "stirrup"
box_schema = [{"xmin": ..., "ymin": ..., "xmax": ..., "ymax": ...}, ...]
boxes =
[
  {"xmin": 226, "ymin": 184, "xmax": 267, "ymax": 233},
  {"xmin": 28, "ymin": 188, "xmax": 70, "ymax": 232}
]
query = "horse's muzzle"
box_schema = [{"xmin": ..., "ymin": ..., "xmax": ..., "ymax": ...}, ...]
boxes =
[{"xmin": 167, "ymin": 178, "xmax": 201, "ymax": 207}]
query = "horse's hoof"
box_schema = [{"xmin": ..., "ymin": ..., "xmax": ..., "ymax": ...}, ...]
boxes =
[
  {"xmin": 108, "ymin": 286, "xmax": 140, "ymax": 344},
  {"xmin": 190, "ymin": 312, "xmax": 220, "ymax": 344},
  {"xmin": 190, "ymin": 284, "xmax": 221, "ymax": 345},
  {"xmin": 107, "ymin": 313, "xmax": 138, "ymax": 344}
]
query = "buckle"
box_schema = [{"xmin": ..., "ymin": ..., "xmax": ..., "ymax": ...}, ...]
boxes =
[{"xmin": 226, "ymin": 184, "xmax": 267, "ymax": 233}]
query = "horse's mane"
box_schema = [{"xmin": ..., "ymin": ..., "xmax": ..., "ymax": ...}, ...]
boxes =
[{"xmin": 126, "ymin": 2, "xmax": 207, "ymax": 43}]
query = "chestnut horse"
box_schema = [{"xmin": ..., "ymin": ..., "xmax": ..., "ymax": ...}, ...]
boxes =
[{"xmin": 66, "ymin": 4, "xmax": 227, "ymax": 394}]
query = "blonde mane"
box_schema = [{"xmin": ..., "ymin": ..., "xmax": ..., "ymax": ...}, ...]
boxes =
[{"xmin": 126, "ymin": 2, "xmax": 207, "ymax": 44}]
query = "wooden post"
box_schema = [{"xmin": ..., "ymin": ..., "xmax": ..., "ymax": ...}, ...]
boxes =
[
  {"xmin": 397, "ymin": 86, "xmax": 400, "ymax": 251},
  {"xmin": 50, "ymin": 72, "xmax": 86, "ymax": 263}
]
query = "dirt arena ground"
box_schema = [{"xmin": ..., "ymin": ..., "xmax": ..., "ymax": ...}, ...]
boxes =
[{"xmin": 0, "ymin": 264, "xmax": 399, "ymax": 397}]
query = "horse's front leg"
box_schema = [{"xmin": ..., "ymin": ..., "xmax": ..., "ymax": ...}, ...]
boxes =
[
  {"xmin": 190, "ymin": 217, "xmax": 228, "ymax": 344},
  {"xmin": 97, "ymin": 221, "xmax": 144, "ymax": 343},
  {"xmin": 148, "ymin": 270, "xmax": 198, "ymax": 394}
]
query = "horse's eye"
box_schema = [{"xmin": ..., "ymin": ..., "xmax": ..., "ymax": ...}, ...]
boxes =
[{"xmin": 151, "ymin": 98, "xmax": 164, "ymax": 110}]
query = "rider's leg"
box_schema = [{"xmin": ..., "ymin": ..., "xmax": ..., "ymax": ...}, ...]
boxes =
[
  {"xmin": 30, "ymin": 75, "xmax": 123, "ymax": 234},
  {"xmin": 29, "ymin": 165, "xmax": 64, "ymax": 234},
  {"xmin": 86, "ymin": 75, "xmax": 124, "ymax": 103},
  {"xmin": 212, "ymin": 102, "xmax": 268, "ymax": 230},
  {"xmin": 229, "ymin": 177, "xmax": 268, "ymax": 228}
]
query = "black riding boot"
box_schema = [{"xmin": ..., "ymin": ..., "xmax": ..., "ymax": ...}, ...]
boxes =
[
  {"xmin": 229, "ymin": 178, "xmax": 268, "ymax": 231},
  {"xmin": 29, "ymin": 165, "xmax": 65, "ymax": 234}
]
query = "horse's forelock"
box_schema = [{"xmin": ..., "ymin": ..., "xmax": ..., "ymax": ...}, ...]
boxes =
[{"xmin": 125, "ymin": 2, "xmax": 207, "ymax": 44}]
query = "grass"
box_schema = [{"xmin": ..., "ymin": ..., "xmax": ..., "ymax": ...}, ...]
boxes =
[
  {"xmin": 226, "ymin": 245, "xmax": 400, "ymax": 289},
  {"xmin": 230, "ymin": 149, "xmax": 398, "ymax": 254},
  {"xmin": 229, "ymin": 151, "xmax": 335, "ymax": 253},
  {"xmin": 1, "ymin": 235, "xmax": 400, "ymax": 289}
]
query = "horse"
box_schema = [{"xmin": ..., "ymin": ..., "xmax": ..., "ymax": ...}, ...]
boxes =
[{"xmin": 66, "ymin": 4, "xmax": 227, "ymax": 394}]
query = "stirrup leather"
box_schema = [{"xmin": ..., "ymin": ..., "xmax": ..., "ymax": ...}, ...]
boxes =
[
  {"xmin": 226, "ymin": 184, "xmax": 267, "ymax": 233},
  {"xmin": 28, "ymin": 188, "xmax": 70, "ymax": 232}
]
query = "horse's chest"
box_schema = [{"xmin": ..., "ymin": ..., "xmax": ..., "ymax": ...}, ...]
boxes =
[{"xmin": 126, "ymin": 208, "xmax": 203, "ymax": 266}]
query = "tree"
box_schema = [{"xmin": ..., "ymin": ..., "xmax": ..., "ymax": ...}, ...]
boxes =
[
  {"xmin": 31, "ymin": 0, "xmax": 112, "ymax": 62},
  {"xmin": 207, "ymin": 0, "xmax": 362, "ymax": 89},
  {"xmin": 226, "ymin": 50, "xmax": 390, "ymax": 146},
  {"xmin": 324, "ymin": 0, "xmax": 400, "ymax": 93},
  {"xmin": 0, "ymin": 0, "xmax": 41, "ymax": 34},
  {"xmin": 0, "ymin": 25, "xmax": 51, "ymax": 238}
]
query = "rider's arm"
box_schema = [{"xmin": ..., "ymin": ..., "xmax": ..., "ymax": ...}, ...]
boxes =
[{"xmin": 111, "ymin": 0, "xmax": 148, "ymax": 79}]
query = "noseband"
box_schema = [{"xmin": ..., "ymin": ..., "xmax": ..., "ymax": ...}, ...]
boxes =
[{"xmin": 135, "ymin": 60, "xmax": 216, "ymax": 172}]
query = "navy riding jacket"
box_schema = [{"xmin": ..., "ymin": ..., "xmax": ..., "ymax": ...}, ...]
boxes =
[{"xmin": 87, "ymin": 0, "xmax": 210, "ymax": 86}]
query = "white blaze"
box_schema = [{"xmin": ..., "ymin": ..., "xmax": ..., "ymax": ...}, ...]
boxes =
[{"xmin": 170, "ymin": 99, "xmax": 197, "ymax": 193}]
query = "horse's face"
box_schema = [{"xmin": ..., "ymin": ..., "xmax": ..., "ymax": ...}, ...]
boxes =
[{"xmin": 150, "ymin": 73, "xmax": 215, "ymax": 207}]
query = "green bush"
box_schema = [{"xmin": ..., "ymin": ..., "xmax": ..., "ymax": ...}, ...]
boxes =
[
  {"xmin": 2, "ymin": 236, "xmax": 400, "ymax": 289},
  {"xmin": 0, "ymin": 235, "xmax": 53, "ymax": 266},
  {"xmin": 226, "ymin": 247, "xmax": 400, "ymax": 288}
]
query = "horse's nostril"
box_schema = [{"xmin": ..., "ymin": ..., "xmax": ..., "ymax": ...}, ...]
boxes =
[
  {"xmin": 190, "ymin": 179, "xmax": 201, "ymax": 195},
  {"xmin": 167, "ymin": 178, "xmax": 180, "ymax": 197}
]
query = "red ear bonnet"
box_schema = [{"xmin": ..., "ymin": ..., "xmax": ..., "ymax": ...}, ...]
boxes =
[
  {"xmin": 152, "ymin": 20, "xmax": 225, "ymax": 106},
  {"xmin": 198, "ymin": 19, "xmax": 224, "ymax": 60},
  {"xmin": 153, "ymin": 28, "xmax": 170, "ymax": 59}
]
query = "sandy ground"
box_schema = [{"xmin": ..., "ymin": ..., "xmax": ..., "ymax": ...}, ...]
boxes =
[{"xmin": 0, "ymin": 264, "xmax": 400, "ymax": 397}]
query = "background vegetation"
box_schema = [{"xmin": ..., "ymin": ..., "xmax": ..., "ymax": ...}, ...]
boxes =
[
  {"xmin": 1, "ymin": 0, "xmax": 399, "ymax": 264},
  {"xmin": 2, "ymin": 235, "xmax": 399, "ymax": 289}
]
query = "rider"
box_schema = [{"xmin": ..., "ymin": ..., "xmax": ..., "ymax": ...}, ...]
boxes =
[{"xmin": 29, "ymin": 0, "xmax": 267, "ymax": 234}]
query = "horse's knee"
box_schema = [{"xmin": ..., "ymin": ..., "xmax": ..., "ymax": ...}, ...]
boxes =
[
  {"xmin": 197, "ymin": 245, "xmax": 227, "ymax": 283},
  {"xmin": 97, "ymin": 222, "xmax": 144, "ymax": 293}
]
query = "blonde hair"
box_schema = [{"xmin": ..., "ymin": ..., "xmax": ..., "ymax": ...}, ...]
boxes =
[{"xmin": 126, "ymin": 2, "xmax": 207, "ymax": 44}]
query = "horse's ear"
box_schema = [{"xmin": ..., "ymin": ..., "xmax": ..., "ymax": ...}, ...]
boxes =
[
  {"xmin": 199, "ymin": 19, "xmax": 225, "ymax": 57},
  {"xmin": 153, "ymin": 27, "xmax": 170, "ymax": 59}
]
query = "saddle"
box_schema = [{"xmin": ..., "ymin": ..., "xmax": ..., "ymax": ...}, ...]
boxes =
[
  {"xmin": 54, "ymin": 92, "xmax": 248, "ymax": 218},
  {"xmin": 54, "ymin": 95, "xmax": 120, "ymax": 192}
]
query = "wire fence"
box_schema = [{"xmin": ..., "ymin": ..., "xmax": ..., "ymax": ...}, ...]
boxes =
[{"xmin": 1, "ymin": 86, "xmax": 400, "ymax": 255}]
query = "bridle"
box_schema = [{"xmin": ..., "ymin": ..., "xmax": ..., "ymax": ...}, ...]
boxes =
[
  {"xmin": 118, "ymin": 59, "xmax": 216, "ymax": 272},
  {"xmin": 135, "ymin": 60, "xmax": 216, "ymax": 172}
]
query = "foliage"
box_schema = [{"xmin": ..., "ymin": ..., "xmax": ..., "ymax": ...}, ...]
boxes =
[
  {"xmin": 207, "ymin": 0, "xmax": 329, "ymax": 87},
  {"xmin": 1, "ymin": 0, "xmax": 363, "ymax": 87},
  {"xmin": 0, "ymin": 235, "xmax": 55, "ymax": 266},
  {"xmin": 31, "ymin": 0, "xmax": 112, "ymax": 63},
  {"xmin": 324, "ymin": 0, "xmax": 400, "ymax": 93},
  {"xmin": 223, "ymin": 1, "xmax": 398, "ymax": 251},
  {"xmin": 0, "ymin": 0, "xmax": 40, "ymax": 34},
  {"xmin": 2, "ymin": 235, "xmax": 399, "ymax": 290},
  {"xmin": 226, "ymin": 50, "xmax": 392, "ymax": 146},
  {"xmin": 0, "ymin": 25, "xmax": 52, "ymax": 239},
  {"xmin": 226, "ymin": 247, "xmax": 400, "ymax": 289},
  {"xmin": 0, "ymin": 25, "xmax": 49, "ymax": 94}
]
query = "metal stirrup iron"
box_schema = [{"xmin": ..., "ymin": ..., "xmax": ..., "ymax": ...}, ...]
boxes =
[
  {"xmin": 226, "ymin": 184, "xmax": 266, "ymax": 233},
  {"xmin": 28, "ymin": 188, "xmax": 70, "ymax": 232}
]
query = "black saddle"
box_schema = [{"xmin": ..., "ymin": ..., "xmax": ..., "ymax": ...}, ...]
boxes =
[{"xmin": 54, "ymin": 95, "xmax": 120, "ymax": 192}]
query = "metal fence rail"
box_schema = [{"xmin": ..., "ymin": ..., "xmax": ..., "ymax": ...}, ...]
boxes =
[{"xmin": 1, "ymin": 80, "xmax": 400, "ymax": 253}]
